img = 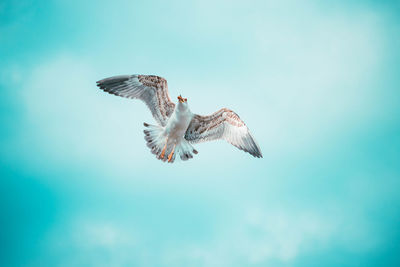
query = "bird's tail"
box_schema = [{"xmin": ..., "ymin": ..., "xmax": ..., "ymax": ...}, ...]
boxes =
[
  {"xmin": 143, "ymin": 122, "xmax": 198, "ymax": 163},
  {"xmin": 143, "ymin": 123, "xmax": 168, "ymax": 161},
  {"xmin": 176, "ymin": 139, "xmax": 198, "ymax": 161}
]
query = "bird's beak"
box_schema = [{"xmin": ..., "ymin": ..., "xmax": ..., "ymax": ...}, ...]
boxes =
[{"xmin": 178, "ymin": 95, "xmax": 184, "ymax": 103}]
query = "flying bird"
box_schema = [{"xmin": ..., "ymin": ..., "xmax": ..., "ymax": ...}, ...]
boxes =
[{"xmin": 96, "ymin": 75, "xmax": 262, "ymax": 163}]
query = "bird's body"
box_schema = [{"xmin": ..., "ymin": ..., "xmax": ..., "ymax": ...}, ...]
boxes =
[
  {"xmin": 96, "ymin": 74, "xmax": 262, "ymax": 163},
  {"xmin": 165, "ymin": 101, "xmax": 193, "ymax": 142}
]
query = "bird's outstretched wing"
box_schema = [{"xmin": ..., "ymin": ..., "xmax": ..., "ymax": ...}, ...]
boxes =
[
  {"xmin": 184, "ymin": 108, "xmax": 262, "ymax": 158},
  {"xmin": 96, "ymin": 75, "xmax": 175, "ymax": 126}
]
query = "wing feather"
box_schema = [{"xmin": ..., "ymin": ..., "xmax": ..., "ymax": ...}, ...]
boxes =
[
  {"xmin": 96, "ymin": 75, "xmax": 175, "ymax": 126},
  {"xmin": 185, "ymin": 108, "xmax": 262, "ymax": 158}
]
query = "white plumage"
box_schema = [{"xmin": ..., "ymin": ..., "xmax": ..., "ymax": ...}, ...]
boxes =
[{"xmin": 96, "ymin": 74, "xmax": 262, "ymax": 163}]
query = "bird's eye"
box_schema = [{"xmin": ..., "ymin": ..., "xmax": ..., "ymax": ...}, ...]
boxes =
[{"xmin": 184, "ymin": 98, "xmax": 187, "ymax": 102}]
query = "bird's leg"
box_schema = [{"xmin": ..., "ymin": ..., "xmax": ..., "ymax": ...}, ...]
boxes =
[
  {"xmin": 160, "ymin": 137, "xmax": 168, "ymax": 159},
  {"xmin": 168, "ymin": 143, "xmax": 176, "ymax": 163}
]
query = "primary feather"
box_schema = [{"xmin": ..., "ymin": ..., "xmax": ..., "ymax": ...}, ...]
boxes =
[{"xmin": 96, "ymin": 75, "xmax": 175, "ymax": 126}]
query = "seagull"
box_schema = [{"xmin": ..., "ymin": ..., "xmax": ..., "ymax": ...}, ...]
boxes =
[{"xmin": 96, "ymin": 74, "xmax": 262, "ymax": 163}]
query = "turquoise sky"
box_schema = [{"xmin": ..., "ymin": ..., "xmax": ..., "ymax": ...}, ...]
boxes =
[{"xmin": 1, "ymin": 0, "xmax": 400, "ymax": 266}]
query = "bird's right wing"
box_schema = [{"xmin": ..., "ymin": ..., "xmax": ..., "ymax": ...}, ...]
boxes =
[
  {"xmin": 184, "ymin": 108, "xmax": 262, "ymax": 158},
  {"xmin": 96, "ymin": 75, "xmax": 175, "ymax": 126}
]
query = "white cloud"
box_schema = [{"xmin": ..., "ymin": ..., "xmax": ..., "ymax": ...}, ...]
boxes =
[
  {"xmin": 30, "ymin": 200, "xmax": 383, "ymax": 267},
  {"xmin": 162, "ymin": 208, "xmax": 337, "ymax": 266},
  {"xmin": 32, "ymin": 217, "xmax": 144, "ymax": 267},
  {"xmin": 161, "ymin": 202, "xmax": 384, "ymax": 267}
]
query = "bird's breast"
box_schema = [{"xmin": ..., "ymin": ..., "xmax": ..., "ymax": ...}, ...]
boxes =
[{"xmin": 165, "ymin": 109, "xmax": 193, "ymax": 141}]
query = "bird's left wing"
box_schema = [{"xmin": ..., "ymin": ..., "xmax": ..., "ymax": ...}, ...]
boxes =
[
  {"xmin": 184, "ymin": 108, "xmax": 262, "ymax": 158},
  {"xmin": 96, "ymin": 75, "xmax": 175, "ymax": 126}
]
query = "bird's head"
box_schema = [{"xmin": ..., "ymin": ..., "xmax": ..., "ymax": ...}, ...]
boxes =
[{"xmin": 178, "ymin": 95, "xmax": 187, "ymax": 103}]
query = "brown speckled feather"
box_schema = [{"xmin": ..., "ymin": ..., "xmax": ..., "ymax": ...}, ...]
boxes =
[
  {"xmin": 96, "ymin": 75, "xmax": 175, "ymax": 126},
  {"xmin": 185, "ymin": 108, "xmax": 262, "ymax": 158}
]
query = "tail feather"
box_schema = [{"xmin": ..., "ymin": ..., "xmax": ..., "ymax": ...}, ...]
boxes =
[
  {"xmin": 177, "ymin": 139, "xmax": 197, "ymax": 161},
  {"xmin": 144, "ymin": 122, "xmax": 198, "ymax": 163},
  {"xmin": 143, "ymin": 122, "xmax": 165, "ymax": 158}
]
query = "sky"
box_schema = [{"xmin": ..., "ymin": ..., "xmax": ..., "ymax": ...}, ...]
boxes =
[{"xmin": 1, "ymin": 0, "xmax": 400, "ymax": 266}]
